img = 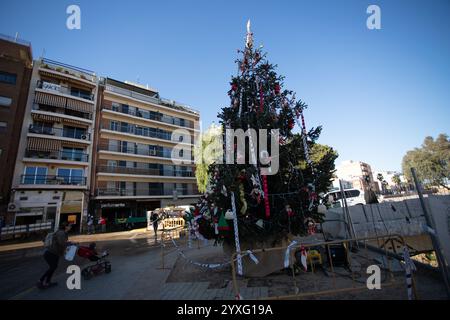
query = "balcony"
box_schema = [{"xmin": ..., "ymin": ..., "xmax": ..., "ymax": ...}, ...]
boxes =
[
  {"xmin": 97, "ymin": 165, "xmax": 194, "ymax": 177},
  {"xmin": 102, "ymin": 105, "xmax": 195, "ymax": 129},
  {"xmin": 25, "ymin": 149, "xmax": 89, "ymax": 162},
  {"xmin": 104, "ymin": 83, "xmax": 199, "ymax": 116},
  {"xmin": 40, "ymin": 58, "xmax": 96, "ymax": 83},
  {"xmin": 21, "ymin": 175, "xmax": 87, "ymax": 186},
  {"xmin": 32, "ymin": 104, "xmax": 92, "ymax": 120},
  {"xmin": 96, "ymin": 187, "xmax": 197, "ymax": 197},
  {"xmin": 104, "ymin": 123, "xmax": 172, "ymax": 141},
  {"xmin": 98, "ymin": 143, "xmax": 171, "ymax": 158},
  {"xmin": 37, "ymin": 80, "xmax": 94, "ymax": 101},
  {"xmin": 28, "ymin": 124, "xmax": 91, "ymax": 141}
]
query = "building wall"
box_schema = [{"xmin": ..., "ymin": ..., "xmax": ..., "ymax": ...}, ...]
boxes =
[
  {"xmin": 335, "ymin": 160, "xmax": 378, "ymax": 192},
  {"xmin": 0, "ymin": 37, "xmax": 33, "ymax": 224},
  {"xmin": 9, "ymin": 58, "xmax": 98, "ymax": 231},
  {"xmin": 89, "ymin": 78, "xmax": 200, "ymax": 225}
]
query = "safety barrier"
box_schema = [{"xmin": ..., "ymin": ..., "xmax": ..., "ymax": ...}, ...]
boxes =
[{"xmin": 230, "ymin": 234, "xmax": 418, "ymax": 300}]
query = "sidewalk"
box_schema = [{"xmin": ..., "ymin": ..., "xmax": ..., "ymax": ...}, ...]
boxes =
[{"xmin": 0, "ymin": 228, "xmax": 152, "ymax": 253}]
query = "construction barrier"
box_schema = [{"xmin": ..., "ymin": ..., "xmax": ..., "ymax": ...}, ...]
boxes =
[{"xmin": 230, "ymin": 234, "xmax": 418, "ymax": 300}]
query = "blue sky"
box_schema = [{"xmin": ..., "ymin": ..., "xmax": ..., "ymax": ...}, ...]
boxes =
[{"xmin": 1, "ymin": 0, "xmax": 449, "ymax": 172}]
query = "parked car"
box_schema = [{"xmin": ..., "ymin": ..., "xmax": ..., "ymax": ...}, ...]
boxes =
[{"xmin": 323, "ymin": 189, "xmax": 366, "ymax": 208}]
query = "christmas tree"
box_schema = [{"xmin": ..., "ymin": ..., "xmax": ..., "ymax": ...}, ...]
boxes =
[{"xmin": 195, "ymin": 21, "xmax": 336, "ymax": 247}]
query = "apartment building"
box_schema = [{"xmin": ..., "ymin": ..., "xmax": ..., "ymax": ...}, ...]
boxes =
[
  {"xmin": 90, "ymin": 78, "xmax": 200, "ymax": 225},
  {"xmin": 334, "ymin": 160, "xmax": 379, "ymax": 192},
  {"xmin": 9, "ymin": 58, "xmax": 98, "ymax": 232},
  {"xmin": 0, "ymin": 35, "xmax": 33, "ymax": 225}
]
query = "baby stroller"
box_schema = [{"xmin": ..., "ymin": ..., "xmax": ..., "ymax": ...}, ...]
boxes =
[{"xmin": 77, "ymin": 242, "xmax": 111, "ymax": 280}]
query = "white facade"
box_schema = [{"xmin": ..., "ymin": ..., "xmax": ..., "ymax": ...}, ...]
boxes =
[{"xmin": 334, "ymin": 160, "xmax": 378, "ymax": 192}]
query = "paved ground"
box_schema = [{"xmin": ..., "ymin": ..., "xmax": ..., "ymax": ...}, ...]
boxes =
[
  {"xmin": 0, "ymin": 228, "xmax": 164, "ymax": 299},
  {"xmin": 0, "ymin": 228, "xmax": 446, "ymax": 300},
  {"xmin": 0, "ymin": 228, "xmax": 265, "ymax": 300}
]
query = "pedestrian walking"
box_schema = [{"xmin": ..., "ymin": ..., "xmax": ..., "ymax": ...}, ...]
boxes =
[
  {"xmin": 37, "ymin": 222, "xmax": 72, "ymax": 289},
  {"xmin": 87, "ymin": 214, "xmax": 95, "ymax": 234},
  {"xmin": 99, "ymin": 216, "xmax": 107, "ymax": 233},
  {"xmin": 151, "ymin": 211, "xmax": 160, "ymax": 242}
]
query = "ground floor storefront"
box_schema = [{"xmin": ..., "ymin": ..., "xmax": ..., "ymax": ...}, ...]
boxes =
[
  {"xmin": 8, "ymin": 190, "xmax": 87, "ymax": 234},
  {"xmin": 89, "ymin": 197, "xmax": 199, "ymax": 232}
]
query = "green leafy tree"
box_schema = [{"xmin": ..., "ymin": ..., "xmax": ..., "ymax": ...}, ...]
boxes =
[
  {"xmin": 194, "ymin": 123, "xmax": 223, "ymax": 193},
  {"xmin": 402, "ymin": 134, "xmax": 450, "ymax": 190}
]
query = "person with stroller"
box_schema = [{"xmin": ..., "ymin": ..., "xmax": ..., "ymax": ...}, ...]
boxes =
[{"xmin": 37, "ymin": 222, "xmax": 72, "ymax": 289}]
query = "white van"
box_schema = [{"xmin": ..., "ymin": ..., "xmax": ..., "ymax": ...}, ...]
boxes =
[{"xmin": 323, "ymin": 189, "xmax": 366, "ymax": 208}]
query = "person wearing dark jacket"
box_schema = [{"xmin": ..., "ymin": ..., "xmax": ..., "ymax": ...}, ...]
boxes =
[{"xmin": 37, "ymin": 222, "xmax": 72, "ymax": 289}]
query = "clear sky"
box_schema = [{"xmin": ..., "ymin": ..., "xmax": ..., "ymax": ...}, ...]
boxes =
[{"xmin": 1, "ymin": 0, "xmax": 449, "ymax": 172}]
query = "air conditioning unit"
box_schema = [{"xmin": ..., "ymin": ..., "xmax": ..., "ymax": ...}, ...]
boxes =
[
  {"xmin": 7, "ymin": 202, "xmax": 19, "ymax": 212},
  {"xmin": 80, "ymin": 134, "xmax": 88, "ymax": 140}
]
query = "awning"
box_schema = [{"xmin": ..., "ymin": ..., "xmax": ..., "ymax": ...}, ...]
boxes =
[
  {"xmin": 61, "ymin": 117, "xmax": 90, "ymax": 127},
  {"xmin": 61, "ymin": 140, "xmax": 88, "ymax": 148},
  {"xmin": 27, "ymin": 137, "xmax": 62, "ymax": 152},
  {"xmin": 39, "ymin": 69, "xmax": 96, "ymax": 89},
  {"xmin": 34, "ymin": 91, "xmax": 66, "ymax": 108},
  {"xmin": 31, "ymin": 113, "xmax": 61, "ymax": 123},
  {"xmin": 66, "ymin": 98, "xmax": 93, "ymax": 114}
]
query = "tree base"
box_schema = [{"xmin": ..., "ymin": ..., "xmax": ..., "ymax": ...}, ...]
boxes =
[{"xmin": 223, "ymin": 235, "xmax": 292, "ymax": 277}]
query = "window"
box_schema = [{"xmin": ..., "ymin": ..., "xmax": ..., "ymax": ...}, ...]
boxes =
[
  {"xmin": 107, "ymin": 160, "xmax": 117, "ymax": 167},
  {"xmin": 111, "ymin": 102, "xmax": 120, "ymax": 112},
  {"xmin": 110, "ymin": 121, "xmax": 119, "ymax": 131},
  {"xmin": 63, "ymin": 126, "xmax": 87, "ymax": 139},
  {"xmin": 70, "ymin": 87, "xmax": 91, "ymax": 100},
  {"xmin": 57, "ymin": 168, "xmax": 84, "ymax": 185},
  {"xmin": 62, "ymin": 147, "xmax": 84, "ymax": 161},
  {"xmin": 24, "ymin": 167, "xmax": 47, "ymax": 184},
  {"xmin": 0, "ymin": 121, "xmax": 7, "ymax": 133},
  {"xmin": 0, "ymin": 96, "xmax": 12, "ymax": 106},
  {"xmin": 346, "ymin": 190, "xmax": 360, "ymax": 198},
  {"xmin": 120, "ymin": 122, "xmax": 129, "ymax": 133},
  {"xmin": 108, "ymin": 139, "xmax": 119, "ymax": 152},
  {"xmin": 0, "ymin": 72, "xmax": 17, "ymax": 85}
]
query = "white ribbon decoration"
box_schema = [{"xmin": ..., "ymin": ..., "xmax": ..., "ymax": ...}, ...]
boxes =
[
  {"xmin": 284, "ymin": 240, "xmax": 298, "ymax": 268},
  {"xmin": 231, "ymin": 192, "xmax": 244, "ymax": 276},
  {"xmin": 246, "ymin": 250, "xmax": 259, "ymax": 265},
  {"xmin": 403, "ymin": 246, "xmax": 416, "ymax": 300}
]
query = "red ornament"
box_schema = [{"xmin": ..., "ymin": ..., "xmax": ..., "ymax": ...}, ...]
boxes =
[
  {"xmin": 274, "ymin": 83, "xmax": 281, "ymax": 95},
  {"xmin": 262, "ymin": 175, "xmax": 270, "ymax": 219},
  {"xmin": 288, "ymin": 119, "xmax": 294, "ymax": 129}
]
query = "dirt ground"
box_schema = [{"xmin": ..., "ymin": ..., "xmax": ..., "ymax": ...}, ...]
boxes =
[{"xmin": 164, "ymin": 237, "xmax": 448, "ymax": 300}]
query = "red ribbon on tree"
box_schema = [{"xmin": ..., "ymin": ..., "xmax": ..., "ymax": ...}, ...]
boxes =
[
  {"xmin": 259, "ymin": 85, "xmax": 264, "ymax": 113},
  {"xmin": 262, "ymin": 175, "xmax": 270, "ymax": 218}
]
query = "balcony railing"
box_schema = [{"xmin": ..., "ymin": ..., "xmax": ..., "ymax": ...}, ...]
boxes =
[
  {"xmin": 25, "ymin": 149, "xmax": 89, "ymax": 162},
  {"xmin": 97, "ymin": 165, "xmax": 193, "ymax": 177},
  {"xmin": 32, "ymin": 104, "xmax": 92, "ymax": 120},
  {"xmin": 40, "ymin": 58, "xmax": 96, "ymax": 83},
  {"xmin": 96, "ymin": 188, "xmax": 197, "ymax": 197},
  {"xmin": 28, "ymin": 124, "xmax": 91, "ymax": 141},
  {"xmin": 102, "ymin": 105, "xmax": 195, "ymax": 129},
  {"xmin": 104, "ymin": 123, "xmax": 172, "ymax": 141},
  {"xmin": 104, "ymin": 83, "xmax": 199, "ymax": 116},
  {"xmin": 21, "ymin": 175, "xmax": 87, "ymax": 186},
  {"xmin": 37, "ymin": 80, "xmax": 95, "ymax": 101},
  {"xmin": 98, "ymin": 143, "xmax": 171, "ymax": 158}
]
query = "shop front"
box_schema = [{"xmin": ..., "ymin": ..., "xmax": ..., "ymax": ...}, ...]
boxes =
[{"xmin": 93, "ymin": 199, "xmax": 161, "ymax": 231}]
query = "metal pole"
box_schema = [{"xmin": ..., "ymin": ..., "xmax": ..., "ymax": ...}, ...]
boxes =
[
  {"xmin": 339, "ymin": 180, "xmax": 357, "ymax": 241},
  {"xmin": 411, "ymin": 167, "xmax": 450, "ymax": 297}
]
